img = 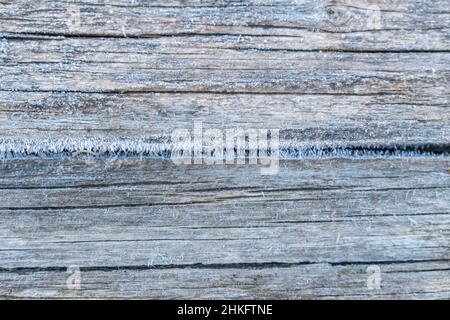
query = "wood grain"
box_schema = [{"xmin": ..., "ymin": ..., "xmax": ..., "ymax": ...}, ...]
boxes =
[
  {"xmin": 0, "ymin": 38, "xmax": 448, "ymax": 147},
  {"xmin": 1, "ymin": 37, "xmax": 449, "ymax": 94},
  {"xmin": 1, "ymin": 0, "xmax": 449, "ymax": 51},
  {"xmin": 0, "ymin": 158, "xmax": 449, "ymax": 299},
  {"xmin": 0, "ymin": 0, "xmax": 448, "ymax": 299}
]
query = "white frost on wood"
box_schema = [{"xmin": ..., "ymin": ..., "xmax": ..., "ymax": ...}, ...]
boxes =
[{"xmin": 0, "ymin": 137, "xmax": 447, "ymax": 160}]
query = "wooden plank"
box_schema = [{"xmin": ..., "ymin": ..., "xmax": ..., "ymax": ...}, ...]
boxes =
[
  {"xmin": 1, "ymin": 0, "xmax": 449, "ymax": 51},
  {"xmin": 0, "ymin": 91, "xmax": 448, "ymax": 147},
  {"xmin": 0, "ymin": 1, "xmax": 448, "ymax": 148},
  {"xmin": 0, "ymin": 36, "xmax": 448, "ymax": 149},
  {"xmin": 1, "ymin": 262, "xmax": 449, "ymax": 299},
  {"xmin": 1, "ymin": 37, "xmax": 448, "ymax": 94},
  {"xmin": 0, "ymin": 157, "xmax": 448, "ymax": 298},
  {"xmin": 0, "ymin": 0, "xmax": 448, "ymax": 300}
]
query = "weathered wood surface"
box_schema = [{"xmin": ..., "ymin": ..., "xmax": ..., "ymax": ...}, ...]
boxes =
[
  {"xmin": 0, "ymin": 91, "xmax": 448, "ymax": 149},
  {"xmin": 1, "ymin": 0, "xmax": 450, "ymax": 52},
  {"xmin": 0, "ymin": 158, "xmax": 449, "ymax": 299},
  {"xmin": 1, "ymin": 38, "xmax": 448, "ymax": 94},
  {"xmin": 0, "ymin": 0, "xmax": 449, "ymax": 147},
  {"xmin": 0, "ymin": 0, "xmax": 449, "ymax": 299},
  {"xmin": 0, "ymin": 40, "xmax": 448, "ymax": 148}
]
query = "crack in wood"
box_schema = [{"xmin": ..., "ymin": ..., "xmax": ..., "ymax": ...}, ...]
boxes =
[
  {"xmin": 1, "ymin": 259, "xmax": 448, "ymax": 275},
  {"xmin": 0, "ymin": 140, "xmax": 448, "ymax": 160}
]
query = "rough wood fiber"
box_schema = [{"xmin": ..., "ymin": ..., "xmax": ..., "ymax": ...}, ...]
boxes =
[
  {"xmin": 1, "ymin": 37, "xmax": 448, "ymax": 94},
  {"xmin": 0, "ymin": 0, "xmax": 449, "ymax": 299},
  {"xmin": 0, "ymin": 0, "xmax": 449, "ymax": 146},
  {"xmin": 0, "ymin": 38, "xmax": 448, "ymax": 147},
  {"xmin": 0, "ymin": 158, "xmax": 449, "ymax": 299},
  {"xmin": 0, "ymin": 91, "xmax": 448, "ymax": 146},
  {"xmin": 1, "ymin": 0, "xmax": 450, "ymax": 52}
]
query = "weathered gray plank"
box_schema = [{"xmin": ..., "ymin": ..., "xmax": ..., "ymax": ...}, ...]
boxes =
[
  {"xmin": 1, "ymin": 0, "xmax": 449, "ymax": 51},
  {"xmin": 0, "ymin": 157, "xmax": 448, "ymax": 298},
  {"xmin": 0, "ymin": 36, "xmax": 448, "ymax": 150},
  {"xmin": 1, "ymin": 261, "xmax": 449, "ymax": 299},
  {"xmin": 0, "ymin": 91, "xmax": 448, "ymax": 148},
  {"xmin": 1, "ymin": 37, "xmax": 448, "ymax": 94},
  {"xmin": 0, "ymin": 0, "xmax": 449, "ymax": 300},
  {"xmin": 0, "ymin": 2, "xmax": 448, "ymax": 150}
]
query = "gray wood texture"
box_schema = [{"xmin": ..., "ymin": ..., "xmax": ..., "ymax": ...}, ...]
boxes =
[
  {"xmin": 1, "ymin": 158, "xmax": 449, "ymax": 299},
  {"xmin": 0, "ymin": 0, "xmax": 449, "ymax": 299}
]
